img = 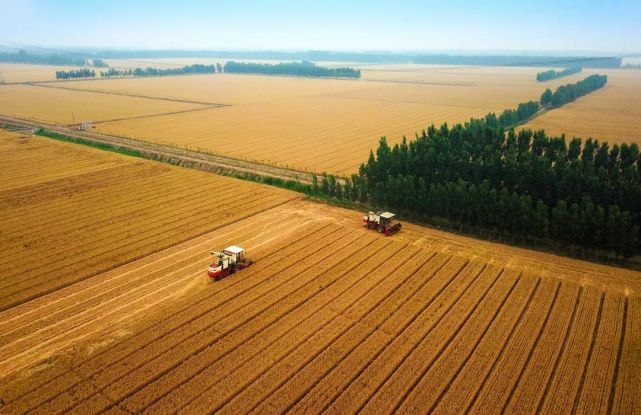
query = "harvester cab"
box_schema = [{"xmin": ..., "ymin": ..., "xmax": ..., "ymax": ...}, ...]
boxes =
[
  {"xmin": 363, "ymin": 211, "xmax": 402, "ymax": 235},
  {"xmin": 208, "ymin": 245, "xmax": 252, "ymax": 281}
]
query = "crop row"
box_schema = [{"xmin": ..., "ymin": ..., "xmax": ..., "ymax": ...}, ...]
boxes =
[
  {"xmin": 574, "ymin": 292, "xmax": 626, "ymax": 414},
  {"xmin": 0, "ymin": 166, "xmax": 196, "ymax": 239},
  {"xmin": 351, "ymin": 266, "xmax": 511, "ymax": 415},
  {"xmin": 610, "ymin": 297, "xmax": 640, "ymax": 415},
  {"xmin": 214, "ymin": 245, "xmax": 434, "ymax": 415},
  {"xmin": 317, "ymin": 259, "xmax": 479, "ymax": 414},
  {"xmin": 499, "ymin": 282, "xmax": 581, "ymax": 413},
  {"xmin": 0, "ymin": 179, "xmax": 244, "ymax": 266},
  {"xmin": 0, "ymin": 164, "xmax": 156, "ymax": 217},
  {"xmin": 0, "ymin": 188, "xmax": 285, "ymax": 300},
  {"xmin": 288, "ymin": 257, "xmax": 485, "ymax": 415}
]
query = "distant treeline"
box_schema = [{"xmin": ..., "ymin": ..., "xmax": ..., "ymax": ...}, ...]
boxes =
[
  {"xmin": 223, "ymin": 61, "xmax": 361, "ymax": 78},
  {"xmin": 55, "ymin": 69, "xmax": 96, "ymax": 80},
  {"xmin": 0, "ymin": 50, "xmax": 108, "ymax": 68},
  {"xmin": 92, "ymin": 49, "xmax": 623, "ymax": 68},
  {"xmin": 540, "ymin": 74, "xmax": 608, "ymax": 107},
  {"xmin": 536, "ymin": 66, "xmax": 582, "ymax": 81},
  {"xmin": 100, "ymin": 64, "xmax": 218, "ymax": 78},
  {"xmin": 311, "ymin": 76, "xmax": 637, "ymax": 256}
]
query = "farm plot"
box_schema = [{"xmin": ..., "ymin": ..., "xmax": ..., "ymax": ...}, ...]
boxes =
[
  {"xmin": 94, "ymin": 96, "xmax": 478, "ymax": 174},
  {"xmin": 0, "ymin": 131, "xmax": 299, "ymax": 310},
  {"xmin": 0, "ymin": 63, "xmax": 85, "ymax": 83},
  {"xmin": 524, "ymin": 69, "xmax": 641, "ymax": 144},
  {"xmin": 0, "ymin": 84, "xmax": 207, "ymax": 124},
  {"xmin": 0, "ymin": 197, "xmax": 638, "ymax": 414}
]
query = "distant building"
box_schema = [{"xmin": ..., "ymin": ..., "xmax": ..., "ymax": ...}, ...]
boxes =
[{"xmin": 79, "ymin": 121, "xmax": 93, "ymax": 130}]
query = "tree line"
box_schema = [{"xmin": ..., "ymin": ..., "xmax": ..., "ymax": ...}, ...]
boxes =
[
  {"xmin": 310, "ymin": 89, "xmax": 638, "ymax": 257},
  {"xmin": 0, "ymin": 50, "xmax": 109, "ymax": 67},
  {"xmin": 100, "ymin": 64, "xmax": 217, "ymax": 78},
  {"xmin": 536, "ymin": 66, "xmax": 582, "ymax": 81},
  {"xmin": 55, "ymin": 69, "xmax": 96, "ymax": 80},
  {"xmin": 223, "ymin": 61, "xmax": 361, "ymax": 78},
  {"xmin": 540, "ymin": 74, "xmax": 608, "ymax": 107}
]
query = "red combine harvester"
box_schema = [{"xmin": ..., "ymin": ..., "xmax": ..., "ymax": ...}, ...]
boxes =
[
  {"xmin": 363, "ymin": 211, "xmax": 402, "ymax": 235},
  {"xmin": 208, "ymin": 245, "xmax": 252, "ymax": 281}
]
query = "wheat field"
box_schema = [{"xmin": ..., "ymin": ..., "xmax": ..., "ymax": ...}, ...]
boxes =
[{"xmin": 524, "ymin": 69, "xmax": 641, "ymax": 145}]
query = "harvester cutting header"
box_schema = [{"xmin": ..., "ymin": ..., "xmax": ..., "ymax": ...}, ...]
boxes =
[{"xmin": 363, "ymin": 211, "xmax": 402, "ymax": 235}]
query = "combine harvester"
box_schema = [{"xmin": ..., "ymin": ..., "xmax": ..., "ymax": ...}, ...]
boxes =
[
  {"xmin": 363, "ymin": 211, "xmax": 402, "ymax": 235},
  {"xmin": 207, "ymin": 245, "xmax": 253, "ymax": 281}
]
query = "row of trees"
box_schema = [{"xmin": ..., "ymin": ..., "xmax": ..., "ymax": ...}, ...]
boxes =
[
  {"xmin": 223, "ymin": 61, "xmax": 361, "ymax": 78},
  {"xmin": 311, "ymin": 98, "xmax": 639, "ymax": 256},
  {"xmin": 497, "ymin": 101, "xmax": 539, "ymax": 128},
  {"xmin": 100, "ymin": 64, "xmax": 217, "ymax": 78},
  {"xmin": 55, "ymin": 69, "xmax": 96, "ymax": 80},
  {"xmin": 536, "ymin": 66, "xmax": 582, "ymax": 81},
  {"xmin": 540, "ymin": 74, "xmax": 608, "ymax": 107}
]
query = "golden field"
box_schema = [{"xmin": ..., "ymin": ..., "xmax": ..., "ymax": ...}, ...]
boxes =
[
  {"xmin": 0, "ymin": 135, "xmax": 639, "ymax": 412},
  {"xmin": 0, "ymin": 129, "xmax": 299, "ymax": 310},
  {"xmin": 0, "ymin": 84, "xmax": 207, "ymax": 124},
  {"xmin": 524, "ymin": 69, "xmax": 641, "ymax": 145},
  {"xmin": 42, "ymin": 65, "xmax": 580, "ymax": 174},
  {"xmin": 2, "ymin": 63, "xmax": 641, "ymax": 175},
  {"xmin": 0, "ymin": 63, "xmax": 84, "ymax": 83}
]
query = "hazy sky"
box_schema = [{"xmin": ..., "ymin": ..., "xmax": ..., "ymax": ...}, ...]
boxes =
[{"xmin": 1, "ymin": 0, "xmax": 640, "ymax": 53}]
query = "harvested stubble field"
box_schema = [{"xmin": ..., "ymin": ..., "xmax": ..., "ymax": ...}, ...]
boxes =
[
  {"xmin": 0, "ymin": 129, "xmax": 299, "ymax": 310},
  {"xmin": 0, "ymin": 137, "xmax": 639, "ymax": 414},
  {"xmin": 524, "ymin": 69, "xmax": 641, "ymax": 145}
]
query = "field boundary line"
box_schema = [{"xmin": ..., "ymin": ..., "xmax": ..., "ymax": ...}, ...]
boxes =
[{"xmin": 27, "ymin": 82, "xmax": 231, "ymax": 107}]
